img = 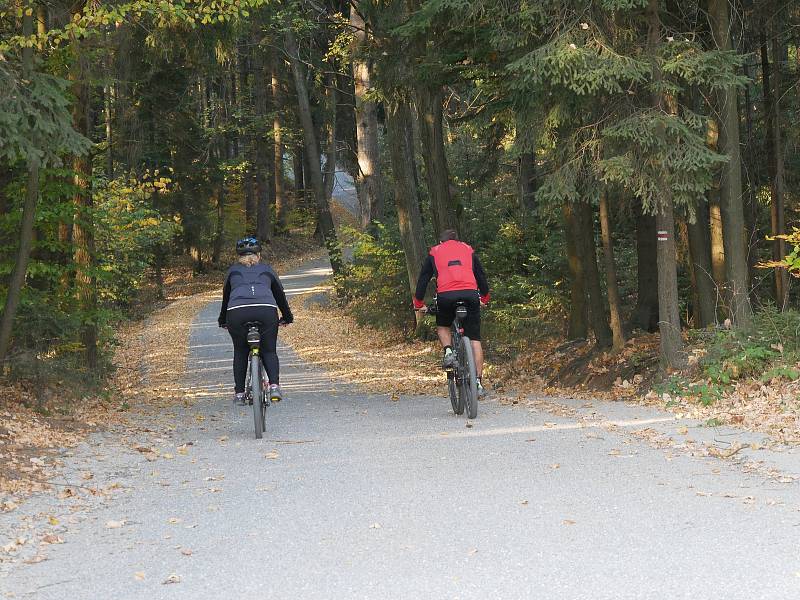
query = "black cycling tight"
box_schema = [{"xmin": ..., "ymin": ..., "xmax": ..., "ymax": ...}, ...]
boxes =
[{"xmin": 226, "ymin": 305, "xmax": 279, "ymax": 392}]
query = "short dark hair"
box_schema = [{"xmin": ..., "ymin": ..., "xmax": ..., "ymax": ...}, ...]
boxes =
[{"xmin": 439, "ymin": 229, "xmax": 458, "ymax": 242}]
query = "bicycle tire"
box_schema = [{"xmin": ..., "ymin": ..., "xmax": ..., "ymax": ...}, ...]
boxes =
[
  {"xmin": 448, "ymin": 374, "xmax": 463, "ymax": 415},
  {"xmin": 251, "ymin": 354, "xmax": 264, "ymax": 439},
  {"xmin": 460, "ymin": 336, "xmax": 478, "ymax": 419},
  {"xmin": 260, "ymin": 368, "xmax": 267, "ymax": 431}
]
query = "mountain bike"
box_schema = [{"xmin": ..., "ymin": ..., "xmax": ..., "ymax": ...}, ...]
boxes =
[
  {"xmin": 426, "ymin": 298, "xmax": 479, "ymax": 420},
  {"xmin": 244, "ymin": 321, "xmax": 269, "ymax": 439}
]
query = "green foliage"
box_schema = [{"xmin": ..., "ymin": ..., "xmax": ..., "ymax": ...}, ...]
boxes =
[
  {"xmin": 0, "ymin": 59, "xmax": 91, "ymax": 166},
  {"xmin": 94, "ymin": 174, "xmax": 178, "ymax": 307},
  {"xmin": 335, "ymin": 224, "xmax": 411, "ymax": 331}
]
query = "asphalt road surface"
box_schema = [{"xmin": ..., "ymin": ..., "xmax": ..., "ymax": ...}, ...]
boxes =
[{"xmin": 3, "ymin": 257, "xmax": 800, "ymax": 599}]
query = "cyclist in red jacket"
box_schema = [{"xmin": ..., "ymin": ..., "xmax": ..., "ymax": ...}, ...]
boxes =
[{"xmin": 413, "ymin": 229, "xmax": 490, "ymax": 396}]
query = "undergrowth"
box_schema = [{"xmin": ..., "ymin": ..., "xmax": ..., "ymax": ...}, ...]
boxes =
[{"xmin": 657, "ymin": 307, "xmax": 800, "ymax": 405}]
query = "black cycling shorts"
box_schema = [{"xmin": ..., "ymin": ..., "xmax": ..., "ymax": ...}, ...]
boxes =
[{"xmin": 435, "ymin": 290, "xmax": 481, "ymax": 341}]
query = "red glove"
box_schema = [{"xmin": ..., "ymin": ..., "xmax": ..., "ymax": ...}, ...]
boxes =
[
  {"xmin": 480, "ymin": 293, "xmax": 490, "ymax": 305},
  {"xmin": 412, "ymin": 297, "xmax": 425, "ymax": 310}
]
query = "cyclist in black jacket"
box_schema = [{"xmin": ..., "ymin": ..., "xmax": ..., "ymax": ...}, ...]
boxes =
[{"xmin": 218, "ymin": 237, "xmax": 293, "ymax": 405}]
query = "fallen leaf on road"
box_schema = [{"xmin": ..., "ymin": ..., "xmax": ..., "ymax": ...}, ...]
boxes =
[
  {"xmin": 134, "ymin": 572, "xmax": 145, "ymax": 581},
  {"xmin": 58, "ymin": 488, "xmax": 76, "ymax": 499},
  {"xmin": 520, "ymin": 500, "xmax": 529, "ymax": 506},
  {"xmin": 468, "ymin": 548, "xmax": 478, "ymax": 556},
  {"xmin": 677, "ymin": 426, "xmax": 688, "ymax": 435},
  {"xmin": 369, "ymin": 523, "xmax": 382, "ymax": 529},
  {"xmin": 162, "ymin": 453, "xmax": 174, "ymax": 460},
  {"xmin": 24, "ymin": 555, "xmax": 47, "ymax": 564},
  {"xmin": 162, "ymin": 574, "xmax": 181, "ymax": 584},
  {"xmin": 264, "ymin": 451, "xmax": 280, "ymax": 460},
  {"xmin": 168, "ymin": 517, "xmax": 182, "ymax": 524},
  {"xmin": 181, "ymin": 549, "xmax": 193, "ymax": 556},
  {"xmin": 218, "ymin": 436, "xmax": 228, "ymax": 443},
  {"xmin": 105, "ymin": 520, "xmax": 125, "ymax": 529},
  {"xmin": 48, "ymin": 516, "xmax": 59, "ymax": 526},
  {"xmin": 550, "ymin": 463, "xmax": 560, "ymax": 470},
  {"xmin": 562, "ymin": 519, "xmax": 576, "ymax": 526},
  {"xmin": 608, "ymin": 449, "xmax": 621, "ymax": 456},
  {"xmin": 80, "ymin": 471, "xmax": 94, "ymax": 481},
  {"xmin": 41, "ymin": 534, "xmax": 63, "ymax": 545}
]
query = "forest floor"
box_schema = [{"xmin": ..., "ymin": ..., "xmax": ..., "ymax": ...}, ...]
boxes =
[{"xmin": 0, "ymin": 233, "xmax": 323, "ymax": 501}]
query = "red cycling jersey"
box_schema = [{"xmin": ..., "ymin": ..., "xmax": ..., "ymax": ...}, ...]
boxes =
[{"xmin": 429, "ymin": 240, "xmax": 478, "ymax": 293}]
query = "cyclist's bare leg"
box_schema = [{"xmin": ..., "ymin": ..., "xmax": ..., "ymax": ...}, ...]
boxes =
[
  {"xmin": 436, "ymin": 326, "xmax": 452, "ymax": 348},
  {"xmin": 471, "ymin": 340, "xmax": 484, "ymax": 378}
]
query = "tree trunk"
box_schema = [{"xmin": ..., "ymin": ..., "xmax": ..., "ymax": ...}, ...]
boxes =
[
  {"xmin": 518, "ymin": 151, "xmax": 537, "ymax": 217},
  {"xmin": 244, "ymin": 167, "xmax": 257, "ymax": 232},
  {"xmin": 686, "ymin": 200, "xmax": 717, "ymax": 327},
  {"xmin": 0, "ymin": 7, "xmax": 40, "ymax": 365},
  {"xmin": 386, "ymin": 101, "xmax": 427, "ymax": 313},
  {"xmin": 284, "ymin": 29, "xmax": 342, "ymax": 275},
  {"xmin": 293, "ymin": 146, "xmax": 306, "ymax": 208},
  {"xmin": 761, "ymin": 27, "xmax": 789, "ymax": 308},
  {"xmin": 272, "ymin": 57, "xmax": 287, "ymax": 231},
  {"xmin": 322, "ymin": 78, "xmax": 337, "ymax": 204},
  {"xmin": 648, "ymin": 0, "xmax": 684, "ymax": 369},
  {"xmin": 576, "ymin": 201, "xmax": 612, "ymax": 349},
  {"xmin": 599, "ymin": 193, "xmax": 625, "ymax": 352},
  {"xmin": 212, "ymin": 183, "xmax": 225, "ymax": 266},
  {"xmin": 563, "ymin": 202, "xmax": 588, "ymax": 340},
  {"xmin": 350, "ymin": 1, "xmax": 383, "ymax": 228},
  {"xmin": 632, "ymin": 206, "xmax": 659, "ymax": 332},
  {"xmin": 252, "ymin": 36, "xmax": 273, "ymax": 244},
  {"xmin": 709, "ymin": 0, "xmax": 753, "ymax": 329},
  {"xmin": 70, "ymin": 3, "xmax": 97, "ymax": 370},
  {"xmin": 415, "ymin": 85, "xmax": 458, "ymax": 235}
]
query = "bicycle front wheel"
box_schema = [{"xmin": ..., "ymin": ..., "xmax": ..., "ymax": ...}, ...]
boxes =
[
  {"xmin": 460, "ymin": 337, "xmax": 478, "ymax": 419},
  {"xmin": 251, "ymin": 354, "xmax": 264, "ymax": 439}
]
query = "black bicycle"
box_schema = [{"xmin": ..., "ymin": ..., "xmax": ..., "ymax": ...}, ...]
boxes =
[
  {"xmin": 425, "ymin": 299, "xmax": 479, "ymax": 419},
  {"xmin": 243, "ymin": 321, "xmax": 268, "ymax": 439}
]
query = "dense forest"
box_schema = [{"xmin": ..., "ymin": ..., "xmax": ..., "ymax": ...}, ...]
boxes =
[{"xmin": 2, "ymin": 0, "xmax": 800, "ymax": 393}]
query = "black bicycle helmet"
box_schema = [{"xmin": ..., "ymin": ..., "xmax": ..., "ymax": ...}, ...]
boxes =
[{"xmin": 236, "ymin": 236, "xmax": 261, "ymax": 255}]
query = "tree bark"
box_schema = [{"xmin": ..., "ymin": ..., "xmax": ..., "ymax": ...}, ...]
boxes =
[
  {"xmin": 271, "ymin": 57, "xmax": 287, "ymax": 231},
  {"xmin": 708, "ymin": 0, "xmax": 753, "ymax": 329},
  {"xmin": 0, "ymin": 7, "xmax": 40, "ymax": 365},
  {"xmin": 212, "ymin": 183, "xmax": 225, "ymax": 266},
  {"xmin": 252, "ymin": 35, "xmax": 273, "ymax": 244},
  {"xmin": 648, "ymin": 0, "xmax": 684, "ymax": 368},
  {"xmin": 563, "ymin": 202, "xmax": 588, "ymax": 340},
  {"xmin": 350, "ymin": 1, "xmax": 383, "ymax": 228},
  {"xmin": 518, "ymin": 151, "xmax": 537, "ymax": 217},
  {"xmin": 293, "ymin": 146, "xmax": 306, "ymax": 208},
  {"xmin": 760, "ymin": 27, "xmax": 789, "ymax": 308},
  {"xmin": 386, "ymin": 101, "xmax": 427, "ymax": 311},
  {"xmin": 631, "ymin": 206, "xmax": 659, "ymax": 332},
  {"xmin": 576, "ymin": 201, "xmax": 612, "ymax": 349},
  {"xmin": 686, "ymin": 200, "xmax": 717, "ymax": 327},
  {"xmin": 599, "ymin": 193, "xmax": 625, "ymax": 352},
  {"xmin": 70, "ymin": 1, "xmax": 97, "ymax": 369},
  {"xmin": 322, "ymin": 77, "xmax": 337, "ymax": 204},
  {"xmin": 415, "ymin": 85, "xmax": 458, "ymax": 235},
  {"xmin": 284, "ymin": 29, "xmax": 342, "ymax": 275}
]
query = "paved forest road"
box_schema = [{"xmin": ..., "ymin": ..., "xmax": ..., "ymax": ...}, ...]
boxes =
[{"xmin": 4, "ymin": 258, "xmax": 800, "ymax": 599}]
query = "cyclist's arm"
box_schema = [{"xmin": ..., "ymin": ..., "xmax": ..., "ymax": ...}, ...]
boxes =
[
  {"xmin": 413, "ymin": 255, "xmax": 435, "ymax": 309},
  {"xmin": 270, "ymin": 271, "xmax": 293, "ymax": 323},
  {"xmin": 218, "ymin": 276, "xmax": 231, "ymax": 326},
  {"xmin": 473, "ymin": 254, "xmax": 490, "ymax": 303}
]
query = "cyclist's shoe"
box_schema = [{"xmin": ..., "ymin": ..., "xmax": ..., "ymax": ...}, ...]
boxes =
[
  {"xmin": 233, "ymin": 392, "xmax": 247, "ymax": 406},
  {"xmin": 269, "ymin": 384, "xmax": 282, "ymax": 402},
  {"xmin": 476, "ymin": 378, "xmax": 487, "ymax": 398},
  {"xmin": 442, "ymin": 347, "xmax": 456, "ymax": 369}
]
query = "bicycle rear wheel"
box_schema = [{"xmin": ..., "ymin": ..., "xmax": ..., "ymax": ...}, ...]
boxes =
[
  {"xmin": 251, "ymin": 354, "xmax": 264, "ymax": 439},
  {"xmin": 460, "ymin": 337, "xmax": 478, "ymax": 419},
  {"xmin": 448, "ymin": 373, "xmax": 463, "ymax": 415}
]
